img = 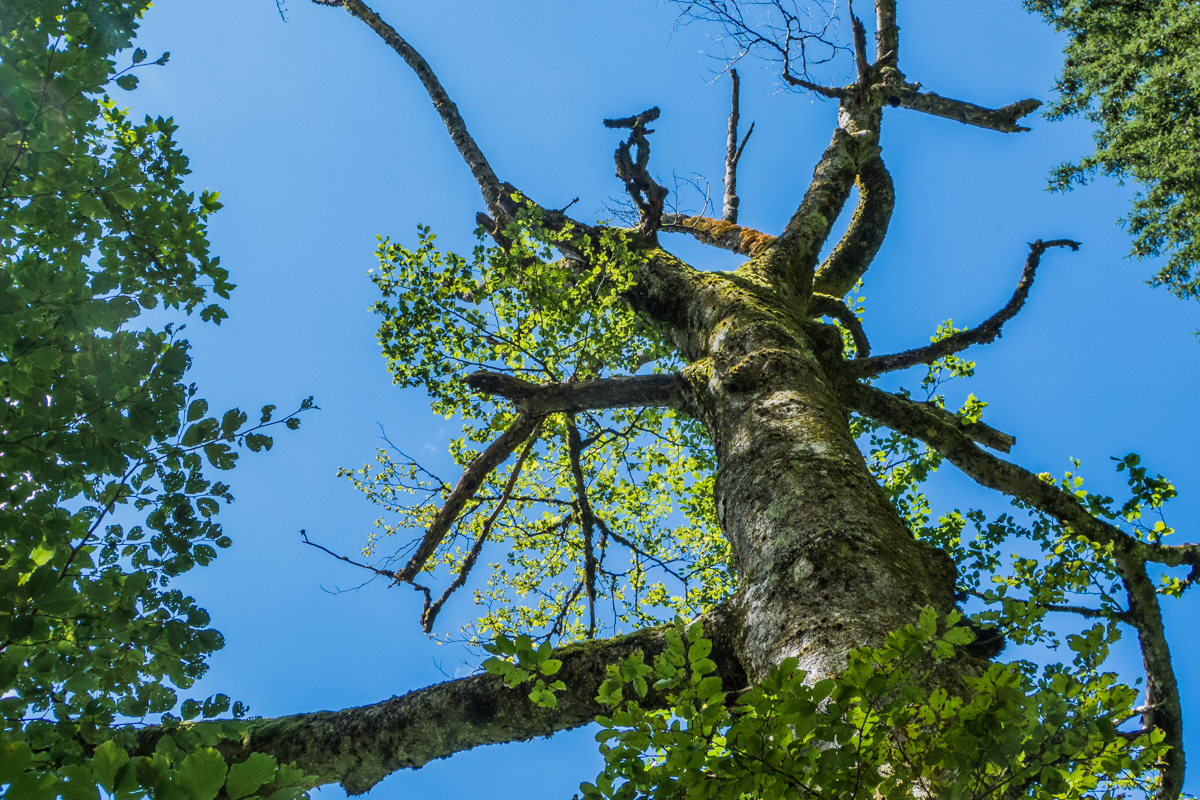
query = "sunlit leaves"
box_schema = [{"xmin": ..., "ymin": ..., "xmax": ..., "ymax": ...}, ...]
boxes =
[{"xmin": 349, "ymin": 209, "xmax": 730, "ymax": 643}]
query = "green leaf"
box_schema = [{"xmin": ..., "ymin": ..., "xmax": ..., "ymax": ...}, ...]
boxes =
[
  {"xmin": 918, "ymin": 605, "xmax": 937, "ymax": 638},
  {"xmin": 133, "ymin": 48, "xmax": 148, "ymax": 63},
  {"xmin": 225, "ymin": 753, "xmax": 277, "ymax": 800},
  {"xmin": 176, "ymin": 748, "xmax": 228, "ymax": 800},
  {"xmin": 90, "ymin": 740, "xmax": 129, "ymax": 794},
  {"xmin": 115, "ymin": 74, "xmax": 139, "ymax": 91}
]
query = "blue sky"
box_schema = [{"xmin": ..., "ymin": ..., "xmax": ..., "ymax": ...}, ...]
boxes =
[{"xmin": 115, "ymin": 1, "xmax": 1199, "ymax": 798}]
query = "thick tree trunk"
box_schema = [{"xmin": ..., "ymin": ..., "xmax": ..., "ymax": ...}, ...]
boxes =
[{"xmin": 649, "ymin": 263, "xmax": 958, "ymax": 682}]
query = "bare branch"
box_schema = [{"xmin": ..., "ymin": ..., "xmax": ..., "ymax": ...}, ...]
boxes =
[
  {"xmin": 466, "ymin": 371, "xmax": 687, "ymax": 416},
  {"xmin": 396, "ymin": 412, "xmax": 544, "ymax": 584},
  {"xmin": 313, "ymin": 0, "xmax": 504, "ymax": 219},
  {"xmin": 812, "ymin": 155, "xmax": 894, "ymax": 298},
  {"xmin": 808, "ymin": 293, "xmax": 870, "ymax": 358},
  {"xmin": 659, "ymin": 213, "xmax": 775, "ymax": 256},
  {"xmin": 419, "ymin": 425, "xmax": 542, "ymax": 633},
  {"xmin": 849, "ymin": 5, "xmax": 870, "ymax": 86},
  {"xmin": 874, "ymin": 0, "xmax": 898, "ymax": 64},
  {"xmin": 723, "ymin": 70, "xmax": 755, "ymax": 224},
  {"xmin": 848, "ymin": 239, "xmax": 1080, "ymax": 380},
  {"xmin": 604, "ymin": 108, "xmax": 669, "ymax": 243},
  {"xmin": 301, "ymin": 529, "xmax": 396, "ymax": 580},
  {"xmin": 889, "ymin": 91, "xmax": 1043, "ymax": 134}
]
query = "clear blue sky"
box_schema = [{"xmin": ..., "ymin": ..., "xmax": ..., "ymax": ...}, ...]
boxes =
[{"xmin": 116, "ymin": 2, "xmax": 1199, "ymax": 798}]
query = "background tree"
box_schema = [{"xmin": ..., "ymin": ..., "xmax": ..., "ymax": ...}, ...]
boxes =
[
  {"xmin": 0, "ymin": 2, "xmax": 310, "ymax": 797},
  {"xmin": 1025, "ymin": 0, "xmax": 1200, "ymax": 303}
]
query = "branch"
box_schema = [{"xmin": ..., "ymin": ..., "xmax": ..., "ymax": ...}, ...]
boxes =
[
  {"xmin": 604, "ymin": 108, "xmax": 669, "ymax": 243},
  {"xmin": 135, "ymin": 605, "xmax": 746, "ymax": 796},
  {"xmin": 889, "ymin": 91, "xmax": 1043, "ymax": 134},
  {"xmin": 845, "ymin": 377, "xmax": 1190, "ymax": 798},
  {"xmin": 812, "ymin": 155, "xmax": 894, "ymax": 298},
  {"xmin": 848, "ymin": 239, "xmax": 1079, "ymax": 380},
  {"xmin": 874, "ymin": 0, "xmax": 899, "ymax": 64},
  {"xmin": 312, "ymin": 0, "xmax": 504, "ymax": 219},
  {"xmin": 466, "ymin": 371, "xmax": 687, "ymax": 416},
  {"xmin": 395, "ymin": 412, "xmax": 544, "ymax": 584},
  {"xmin": 566, "ymin": 416, "xmax": 598, "ymax": 639},
  {"xmin": 1117, "ymin": 559, "xmax": 1185, "ymax": 800},
  {"xmin": 418, "ymin": 426, "xmax": 542, "ymax": 633},
  {"xmin": 723, "ymin": 69, "xmax": 754, "ymax": 224},
  {"xmin": 659, "ymin": 214, "xmax": 775, "ymax": 256},
  {"xmin": 808, "ymin": 293, "xmax": 870, "ymax": 358}
]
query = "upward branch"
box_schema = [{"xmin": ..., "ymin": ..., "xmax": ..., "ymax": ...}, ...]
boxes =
[
  {"xmin": 849, "ymin": 239, "xmax": 1080, "ymax": 380},
  {"xmin": 313, "ymin": 0, "xmax": 504, "ymax": 219}
]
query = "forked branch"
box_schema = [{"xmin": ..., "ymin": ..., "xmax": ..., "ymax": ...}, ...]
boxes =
[
  {"xmin": 848, "ymin": 239, "xmax": 1080, "ymax": 380},
  {"xmin": 418, "ymin": 425, "xmax": 542, "ymax": 633},
  {"xmin": 890, "ymin": 92, "xmax": 1043, "ymax": 134}
]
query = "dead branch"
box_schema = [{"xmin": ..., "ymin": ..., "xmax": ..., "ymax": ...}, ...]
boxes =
[
  {"xmin": 889, "ymin": 91, "xmax": 1043, "ymax": 134},
  {"xmin": 419, "ymin": 425, "xmax": 542, "ymax": 633},
  {"xmin": 849, "ymin": 5, "xmax": 870, "ymax": 86},
  {"xmin": 808, "ymin": 293, "xmax": 870, "ymax": 358},
  {"xmin": 724, "ymin": 70, "xmax": 754, "ymax": 223},
  {"xmin": 300, "ymin": 529, "xmax": 396, "ymax": 579},
  {"xmin": 604, "ymin": 108, "xmax": 670, "ymax": 243},
  {"xmin": 873, "ymin": 0, "xmax": 899, "ymax": 64},
  {"xmin": 395, "ymin": 412, "xmax": 544, "ymax": 584},
  {"xmin": 848, "ymin": 239, "xmax": 1080, "ymax": 380},
  {"xmin": 812, "ymin": 155, "xmax": 894, "ymax": 298},
  {"xmin": 466, "ymin": 371, "xmax": 687, "ymax": 416}
]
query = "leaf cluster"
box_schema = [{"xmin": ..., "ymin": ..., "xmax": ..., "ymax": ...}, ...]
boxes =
[{"xmin": 583, "ymin": 611, "xmax": 1164, "ymax": 800}]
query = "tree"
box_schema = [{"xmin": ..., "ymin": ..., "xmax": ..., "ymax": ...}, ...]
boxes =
[
  {"xmin": 3, "ymin": 2, "xmax": 1198, "ymax": 800},
  {"xmin": 0, "ymin": 2, "xmax": 312, "ymax": 798},
  {"xmin": 1025, "ymin": 0, "xmax": 1200, "ymax": 302}
]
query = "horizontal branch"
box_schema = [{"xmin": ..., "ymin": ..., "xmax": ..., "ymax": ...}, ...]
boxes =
[
  {"xmin": 842, "ymin": 382, "xmax": 1194, "ymax": 569},
  {"xmin": 659, "ymin": 214, "xmax": 775, "ymax": 256},
  {"xmin": 466, "ymin": 371, "xmax": 687, "ymax": 415},
  {"xmin": 395, "ymin": 412, "xmax": 543, "ymax": 583},
  {"xmin": 134, "ymin": 605, "xmax": 745, "ymax": 796},
  {"xmin": 913, "ymin": 400, "xmax": 1015, "ymax": 453},
  {"xmin": 848, "ymin": 239, "xmax": 1079, "ymax": 380},
  {"xmin": 890, "ymin": 91, "xmax": 1043, "ymax": 133}
]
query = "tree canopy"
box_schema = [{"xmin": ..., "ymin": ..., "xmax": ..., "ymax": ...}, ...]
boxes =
[{"xmin": 2, "ymin": 2, "xmax": 1198, "ymax": 800}]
